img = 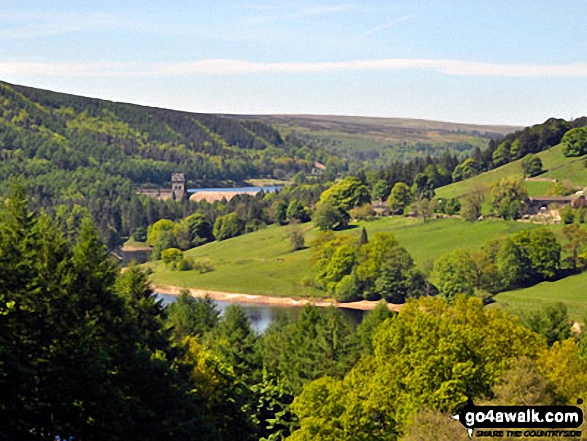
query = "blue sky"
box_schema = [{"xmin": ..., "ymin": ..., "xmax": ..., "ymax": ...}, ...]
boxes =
[{"xmin": 1, "ymin": 0, "xmax": 586, "ymax": 125}]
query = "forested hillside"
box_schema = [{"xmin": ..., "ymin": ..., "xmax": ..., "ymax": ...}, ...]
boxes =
[
  {"xmin": 0, "ymin": 81, "xmax": 338, "ymax": 248},
  {"xmin": 0, "ymin": 81, "xmax": 329, "ymax": 188}
]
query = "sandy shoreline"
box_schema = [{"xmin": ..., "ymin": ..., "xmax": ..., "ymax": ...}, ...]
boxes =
[{"xmin": 152, "ymin": 283, "xmax": 404, "ymax": 313}]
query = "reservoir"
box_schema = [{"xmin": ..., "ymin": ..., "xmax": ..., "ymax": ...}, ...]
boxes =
[
  {"xmin": 187, "ymin": 185, "xmax": 283, "ymax": 194},
  {"xmin": 157, "ymin": 294, "xmax": 365, "ymax": 334}
]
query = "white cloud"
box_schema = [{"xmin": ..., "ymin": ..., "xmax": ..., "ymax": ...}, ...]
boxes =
[
  {"xmin": 363, "ymin": 15, "xmax": 412, "ymax": 36},
  {"xmin": 248, "ymin": 4, "xmax": 354, "ymax": 23},
  {"xmin": 2, "ymin": 58, "xmax": 587, "ymax": 78},
  {"xmin": 0, "ymin": 12, "xmax": 124, "ymax": 39}
]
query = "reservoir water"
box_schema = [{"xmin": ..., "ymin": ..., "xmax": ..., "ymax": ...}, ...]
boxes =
[
  {"xmin": 157, "ymin": 294, "xmax": 365, "ymax": 334},
  {"xmin": 187, "ymin": 185, "xmax": 283, "ymax": 194}
]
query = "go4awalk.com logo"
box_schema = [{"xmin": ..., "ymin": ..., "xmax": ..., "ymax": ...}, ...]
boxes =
[{"xmin": 452, "ymin": 398, "xmax": 583, "ymax": 438}]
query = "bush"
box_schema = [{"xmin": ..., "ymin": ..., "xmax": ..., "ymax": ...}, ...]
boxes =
[
  {"xmin": 576, "ymin": 206, "xmax": 586, "ymax": 223},
  {"xmin": 562, "ymin": 127, "xmax": 587, "ymax": 157},
  {"xmin": 132, "ymin": 227, "xmax": 147, "ymax": 243},
  {"xmin": 333, "ymin": 274, "xmax": 359, "ymax": 302},
  {"xmin": 161, "ymin": 248, "xmax": 183, "ymax": 268},
  {"xmin": 176, "ymin": 257, "xmax": 194, "ymax": 271},
  {"xmin": 287, "ymin": 223, "xmax": 305, "ymax": 251},
  {"xmin": 213, "ymin": 213, "xmax": 244, "ymax": 240},
  {"xmin": 313, "ymin": 201, "xmax": 349, "ymax": 231},
  {"xmin": 193, "ymin": 258, "xmax": 214, "ymax": 273},
  {"xmin": 560, "ymin": 206, "xmax": 575, "ymax": 224},
  {"xmin": 349, "ymin": 203, "xmax": 374, "ymax": 221}
]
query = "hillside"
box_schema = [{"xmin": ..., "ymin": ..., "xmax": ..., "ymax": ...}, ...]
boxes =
[
  {"xmin": 495, "ymin": 272, "xmax": 587, "ymax": 321},
  {"xmin": 436, "ymin": 143, "xmax": 587, "ymax": 200},
  {"xmin": 235, "ymin": 114, "xmax": 520, "ymax": 167},
  {"xmin": 146, "ymin": 216, "xmax": 546, "ymax": 298},
  {"xmin": 0, "ymin": 80, "xmax": 325, "ymax": 189}
]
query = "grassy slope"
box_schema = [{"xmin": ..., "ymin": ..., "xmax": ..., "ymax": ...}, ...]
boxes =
[
  {"xmin": 495, "ymin": 272, "xmax": 587, "ymax": 321},
  {"xmin": 147, "ymin": 217, "xmax": 543, "ymax": 298},
  {"xmin": 436, "ymin": 144, "xmax": 587, "ymax": 200}
]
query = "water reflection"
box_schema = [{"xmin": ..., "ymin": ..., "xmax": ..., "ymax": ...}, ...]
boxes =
[{"xmin": 157, "ymin": 294, "xmax": 365, "ymax": 334}]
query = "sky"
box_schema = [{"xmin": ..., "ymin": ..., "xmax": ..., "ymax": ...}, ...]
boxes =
[{"xmin": 1, "ymin": 0, "xmax": 587, "ymax": 126}]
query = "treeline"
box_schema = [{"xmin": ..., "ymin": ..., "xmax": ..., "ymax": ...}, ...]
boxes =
[{"xmin": 307, "ymin": 222, "xmax": 587, "ymax": 306}]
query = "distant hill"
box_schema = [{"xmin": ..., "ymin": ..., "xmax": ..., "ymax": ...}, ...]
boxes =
[{"xmin": 233, "ymin": 114, "xmax": 521, "ymax": 167}]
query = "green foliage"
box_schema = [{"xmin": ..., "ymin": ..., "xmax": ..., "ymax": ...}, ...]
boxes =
[
  {"xmin": 248, "ymin": 372, "xmax": 296, "ymax": 441},
  {"xmin": 549, "ymin": 180, "xmax": 574, "ymax": 196},
  {"xmin": 313, "ymin": 200, "xmax": 349, "ymax": 231},
  {"xmin": 432, "ymin": 250, "xmax": 477, "ymax": 300},
  {"xmin": 286, "ymin": 198, "xmax": 311, "ymax": 223},
  {"xmin": 271, "ymin": 199, "xmax": 288, "ymax": 225},
  {"xmin": 348, "ymin": 203, "xmax": 375, "ymax": 221},
  {"xmin": 312, "ymin": 231, "xmax": 426, "ymax": 303},
  {"xmin": 287, "ymin": 222, "xmax": 305, "ymax": 251},
  {"xmin": 193, "ymin": 257, "xmax": 214, "ymax": 273},
  {"xmin": 373, "ymin": 247, "xmax": 417, "ymax": 302},
  {"xmin": 132, "ymin": 226, "xmax": 147, "ymax": 242},
  {"xmin": 333, "ymin": 274, "xmax": 360, "ymax": 302},
  {"xmin": 562, "ymin": 126, "xmax": 587, "ymax": 157},
  {"xmin": 460, "ymin": 185, "xmax": 486, "ymax": 221},
  {"xmin": 560, "ymin": 205, "xmax": 575, "ymax": 224},
  {"xmin": 521, "ymin": 154, "xmax": 543, "ymax": 177},
  {"xmin": 492, "ymin": 141, "xmax": 511, "ymax": 167},
  {"xmin": 563, "ymin": 223, "xmax": 587, "ymax": 269},
  {"xmin": 180, "ymin": 336, "xmax": 255, "ymax": 441},
  {"xmin": 261, "ymin": 305, "xmax": 358, "ymax": 394},
  {"xmin": 211, "ymin": 305, "xmax": 261, "ymax": 383},
  {"xmin": 289, "ymin": 296, "xmax": 544, "ymax": 440},
  {"xmin": 436, "ymin": 197, "xmax": 461, "ymax": 215},
  {"xmin": 490, "ymin": 178, "xmax": 528, "ymax": 220},
  {"xmin": 371, "ymin": 179, "xmax": 390, "ymax": 201},
  {"xmin": 185, "ymin": 212, "xmax": 214, "ymax": 246},
  {"xmin": 355, "ymin": 302, "xmax": 395, "ymax": 355},
  {"xmin": 388, "ymin": 181, "xmax": 412, "ymax": 214},
  {"xmin": 166, "ymin": 291, "xmax": 220, "ymax": 342},
  {"xmin": 520, "ymin": 303, "xmax": 570, "ymax": 346},
  {"xmin": 318, "ymin": 176, "xmax": 371, "ymax": 211},
  {"xmin": 213, "ymin": 212, "xmax": 244, "ymax": 240},
  {"xmin": 147, "ymin": 218, "xmax": 176, "ymax": 245},
  {"xmin": 497, "ymin": 229, "xmax": 562, "ymax": 288},
  {"xmin": 152, "ymin": 228, "xmax": 179, "ymax": 260},
  {"xmin": 161, "ymin": 247, "xmax": 183, "ymax": 268},
  {"xmin": 0, "ymin": 184, "xmax": 217, "ymax": 440}
]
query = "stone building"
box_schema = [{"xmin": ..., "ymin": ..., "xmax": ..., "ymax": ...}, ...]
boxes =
[{"xmin": 137, "ymin": 173, "xmax": 187, "ymax": 201}]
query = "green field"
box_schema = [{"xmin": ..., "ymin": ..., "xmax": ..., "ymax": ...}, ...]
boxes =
[
  {"xmin": 436, "ymin": 144, "xmax": 587, "ymax": 200},
  {"xmin": 147, "ymin": 217, "xmax": 547, "ymax": 298},
  {"xmin": 495, "ymin": 272, "xmax": 587, "ymax": 321}
]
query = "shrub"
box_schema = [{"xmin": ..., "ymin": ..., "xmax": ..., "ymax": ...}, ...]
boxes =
[
  {"xmin": 193, "ymin": 258, "xmax": 214, "ymax": 273},
  {"xmin": 349, "ymin": 203, "xmax": 374, "ymax": 221},
  {"xmin": 560, "ymin": 206, "xmax": 575, "ymax": 224},
  {"xmin": 562, "ymin": 127, "xmax": 587, "ymax": 157},
  {"xmin": 287, "ymin": 223, "xmax": 305, "ymax": 251},
  {"xmin": 161, "ymin": 248, "xmax": 183, "ymax": 268},
  {"xmin": 132, "ymin": 227, "xmax": 147, "ymax": 243},
  {"xmin": 176, "ymin": 257, "xmax": 194, "ymax": 271},
  {"xmin": 333, "ymin": 274, "xmax": 359, "ymax": 302}
]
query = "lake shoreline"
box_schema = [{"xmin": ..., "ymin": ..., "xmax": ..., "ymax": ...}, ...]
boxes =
[{"xmin": 152, "ymin": 283, "xmax": 403, "ymax": 312}]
